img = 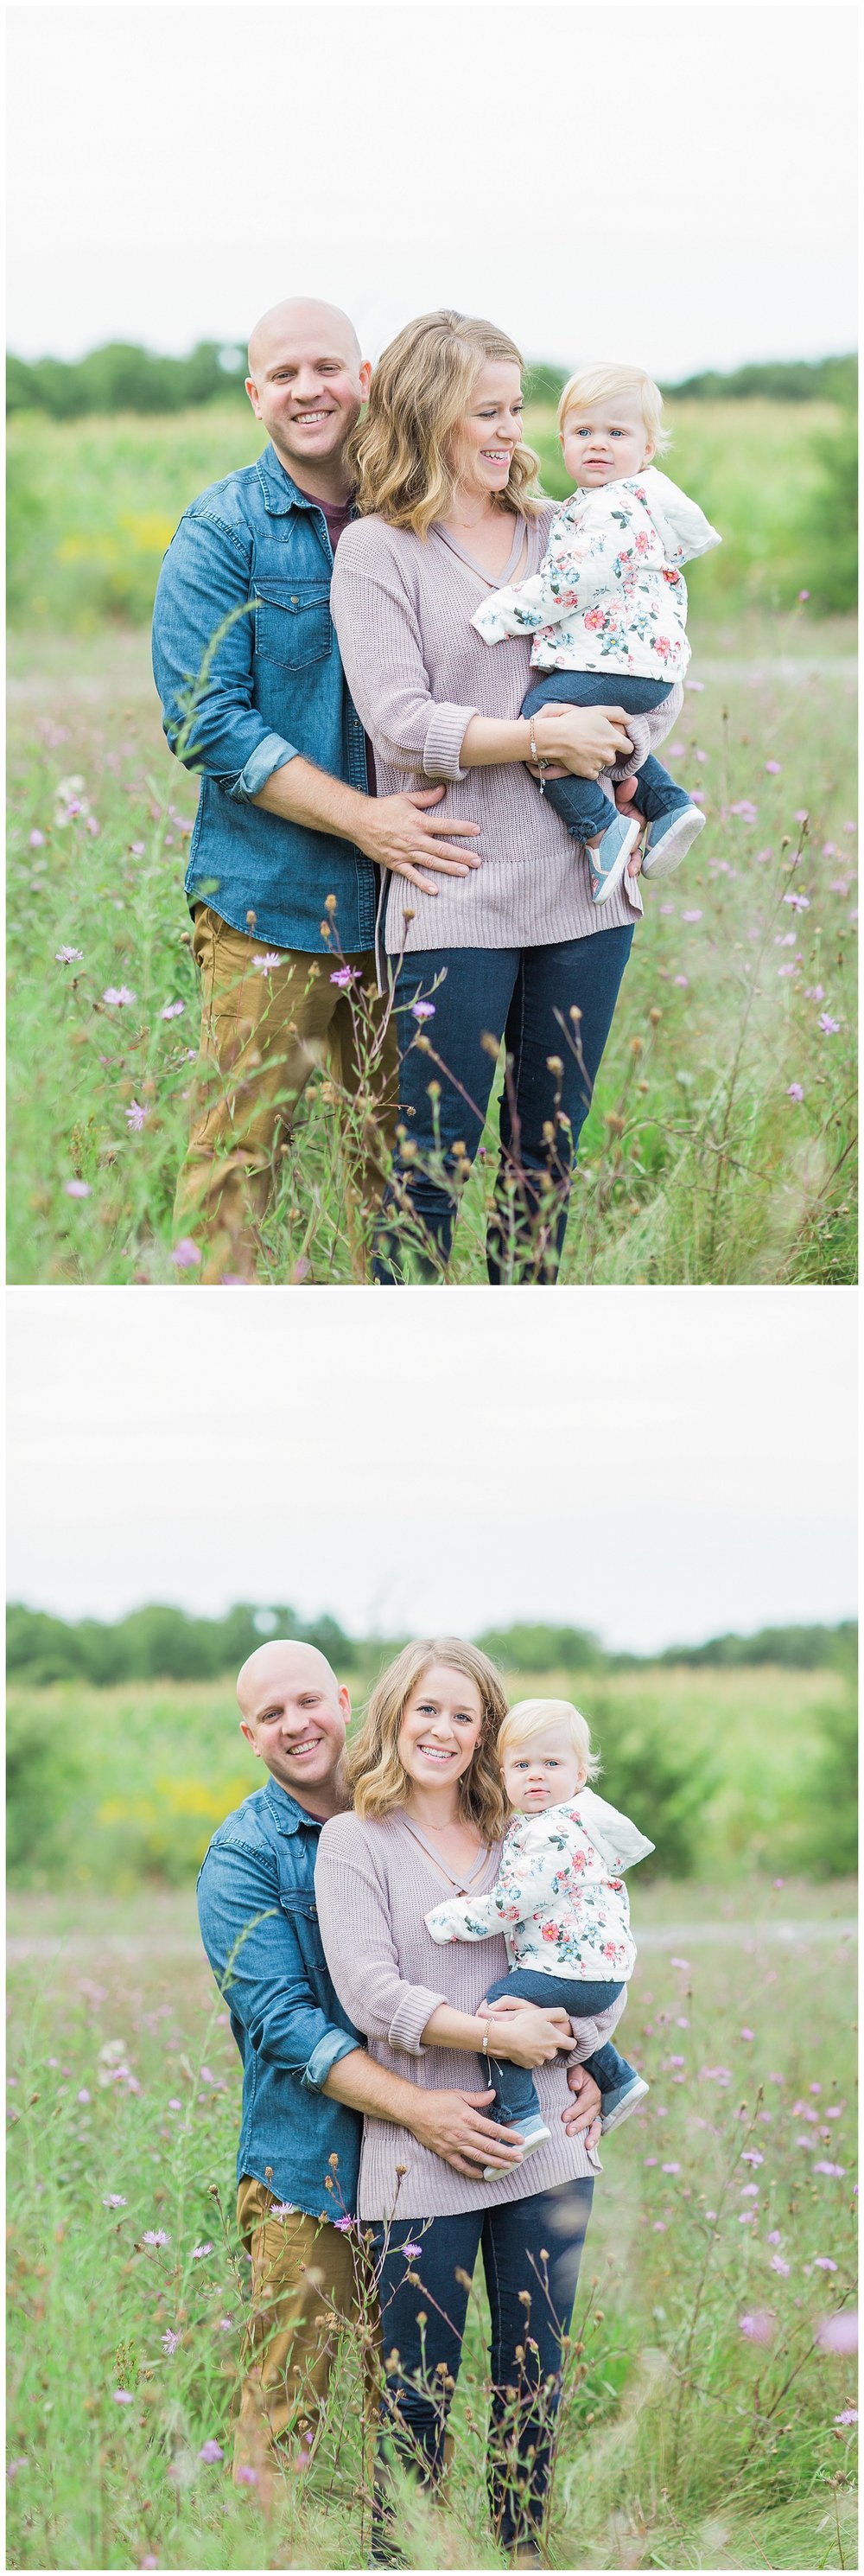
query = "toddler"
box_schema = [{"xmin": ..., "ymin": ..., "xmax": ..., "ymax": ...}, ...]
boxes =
[
  {"xmin": 472, "ymin": 363, "xmax": 721, "ymax": 905},
  {"xmin": 426, "ymin": 1697, "xmax": 653, "ymax": 2171}
]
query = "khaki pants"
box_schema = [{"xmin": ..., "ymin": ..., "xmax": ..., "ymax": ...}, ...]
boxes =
[
  {"xmin": 232, "ymin": 2177, "xmax": 379, "ymax": 2494},
  {"xmin": 173, "ymin": 907, "xmax": 398, "ymax": 1284}
]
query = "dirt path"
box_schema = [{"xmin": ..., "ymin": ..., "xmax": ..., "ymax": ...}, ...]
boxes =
[{"xmin": 7, "ymin": 1916, "xmax": 856, "ymax": 1964}]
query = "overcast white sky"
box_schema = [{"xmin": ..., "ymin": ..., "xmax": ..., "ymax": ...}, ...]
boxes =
[
  {"xmin": 7, "ymin": 3, "xmax": 858, "ymax": 375},
  {"xmin": 7, "ymin": 1289, "xmax": 857, "ymax": 1650}
]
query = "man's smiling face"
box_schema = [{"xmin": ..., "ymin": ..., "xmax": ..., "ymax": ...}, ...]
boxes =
[
  {"xmin": 245, "ymin": 296, "xmax": 371, "ymax": 483},
  {"xmin": 237, "ymin": 1639, "xmax": 351, "ymax": 1816}
]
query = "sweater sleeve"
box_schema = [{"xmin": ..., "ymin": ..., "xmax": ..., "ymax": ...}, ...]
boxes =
[
  {"xmin": 471, "ymin": 498, "xmax": 617, "ymax": 642},
  {"xmin": 314, "ymin": 1820, "xmax": 447, "ymax": 2057},
  {"xmin": 330, "ymin": 532, "xmax": 479, "ymax": 782}
]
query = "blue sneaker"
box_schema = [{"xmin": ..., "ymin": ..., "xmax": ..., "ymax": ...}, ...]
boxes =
[
  {"xmin": 483, "ymin": 2113, "xmax": 550, "ymax": 2180},
  {"xmin": 600, "ymin": 2074, "xmax": 650, "ymax": 2133},
  {"xmin": 588, "ymin": 810, "xmax": 642, "ymax": 905},
  {"xmin": 641, "ymin": 805, "xmax": 706, "ymax": 879}
]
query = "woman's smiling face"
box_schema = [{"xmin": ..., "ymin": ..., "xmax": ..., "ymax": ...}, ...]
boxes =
[
  {"xmin": 397, "ymin": 1661, "xmax": 486, "ymax": 1789},
  {"xmin": 448, "ymin": 360, "xmax": 524, "ymax": 504}
]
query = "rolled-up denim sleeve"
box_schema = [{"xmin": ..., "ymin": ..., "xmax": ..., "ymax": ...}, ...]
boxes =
[
  {"xmin": 196, "ymin": 1838, "xmax": 359, "ymax": 2088},
  {"xmin": 152, "ymin": 507, "xmax": 298, "ymax": 797}
]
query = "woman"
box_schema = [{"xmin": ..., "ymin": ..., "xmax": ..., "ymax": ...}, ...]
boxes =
[
  {"xmin": 330, "ymin": 310, "xmax": 683, "ymax": 1284},
  {"xmin": 314, "ymin": 1638, "xmax": 625, "ymax": 2564}
]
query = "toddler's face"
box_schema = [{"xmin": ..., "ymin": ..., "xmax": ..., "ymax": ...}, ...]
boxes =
[
  {"xmin": 562, "ymin": 392, "xmax": 654, "ymax": 487},
  {"xmin": 503, "ymin": 1723, "xmax": 586, "ymax": 1814}
]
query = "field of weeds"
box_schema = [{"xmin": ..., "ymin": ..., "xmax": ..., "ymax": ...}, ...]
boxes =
[
  {"xmin": 6, "ymin": 1882, "xmax": 856, "ymax": 2571},
  {"xmin": 7, "ymin": 622, "xmax": 857, "ymax": 1285}
]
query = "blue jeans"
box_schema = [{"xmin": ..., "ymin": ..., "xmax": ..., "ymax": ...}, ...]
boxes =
[
  {"xmin": 523, "ymin": 671, "xmax": 689, "ymax": 840},
  {"xmin": 368, "ymin": 2180, "xmax": 593, "ymax": 2556},
  {"xmin": 373, "ymin": 926, "xmax": 633, "ymax": 1283},
  {"xmin": 483, "ymin": 1967, "xmax": 635, "ymax": 2126}
]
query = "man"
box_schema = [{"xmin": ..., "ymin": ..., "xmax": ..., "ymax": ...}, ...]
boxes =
[
  {"xmin": 153, "ymin": 297, "xmax": 480, "ymax": 1283},
  {"xmin": 196, "ymin": 1636, "xmax": 601, "ymax": 2491}
]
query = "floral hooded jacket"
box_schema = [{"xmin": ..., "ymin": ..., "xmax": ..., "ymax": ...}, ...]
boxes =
[
  {"xmin": 425, "ymin": 1786, "xmax": 655, "ymax": 1982},
  {"xmin": 471, "ymin": 468, "xmax": 721, "ymax": 681}
]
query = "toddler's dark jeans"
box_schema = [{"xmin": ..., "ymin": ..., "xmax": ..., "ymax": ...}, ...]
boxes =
[
  {"xmin": 523, "ymin": 669, "xmax": 689, "ymax": 839},
  {"xmin": 483, "ymin": 1966, "xmax": 635, "ymax": 2124}
]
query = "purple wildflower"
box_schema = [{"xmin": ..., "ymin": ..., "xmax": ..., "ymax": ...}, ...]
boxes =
[
  {"xmin": 124, "ymin": 1101, "xmax": 149, "ymax": 1132},
  {"xmin": 817, "ymin": 2312, "xmax": 857, "ymax": 2354},
  {"xmin": 112, "ymin": 2389, "xmax": 135, "ymax": 2405},
  {"xmin": 191, "ymin": 2242, "xmax": 214, "ymax": 2260},
  {"xmin": 813, "ymin": 2258, "xmax": 838, "ymax": 2272},
  {"xmin": 102, "ymin": 2194, "xmax": 127, "ymax": 2208},
  {"xmin": 835, "ymin": 2408, "xmax": 858, "ymax": 2426},
  {"xmin": 673, "ymin": 975, "xmax": 689, "ymax": 987},
  {"xmin": 818, "ymin": 1016, "xmax": 841, "ymax": 1035},
  {"xmin": 772, "ymin": 2255, "xmax": 791, "ymax": 2275},
  {"xmin": 739, "ymin": 2311, "xmax": 775, "ymax": 2344},
  {"xmin": 814, "ymin": 2161, "xmax": 846, "ymax": 2177},
  {"xmin": 142, "ymin": 2228, "xmax": 169, "ymax": 2247},
  {"xmin": 29, "ymin": 830, "xmax": 46, "ymax": 848},
  {"xmin": 765, "ymin": 761, "xmax": 781, "ymax": 775},
  {"xmin": 161, "ymin": 2329, "xmax": 181, "ymax": 2355},
  {"xmin": 403, "ymin": 2241, "xmax": 423, "ymax": 2259},
  {"xmin": 334, "ymin": 2215, "xmax": 355, "ymax": 2233},
  {"xmin": 729, "ymin": 800, "xmax": 758, "ymax": 821},
  {"xmin": 64, "ymin": 1179, "xmax": 91, "ymax": 1198},
  {"xmin": 741, "ymin": 2151, "xmax": 764, "ymax": 2166},
  {"xmin": 682, "ymin": 909, "xmax": 702, "ymax": 922},
  {"xmin": 159, "ymin": 1000, "xmax": 185, "ymax": 1020},
  {"xmin": 786, "ymin": 1084, "xmax": 804, "ymax": 1102},
  {"xmin": 411, "ymin": 999, "xmax": 435, "ymax": 1020},
  {"xmin": 784, "ymin": 892, "xmax": 810, "ymax": 910},
  {"xmin": 55, "ymin": 946, "xmax": 84, "ymax": 964},
  {"xmin": 740, "ymin": 2028, "xmax": 754, "ymax": 2042},
  {"xmin": 236, "ymin": 2464, "xmax": 257, "ymax": 2484},
  {"xmin": 253, "ymin": 952, "xmax": 282, "ymax": 975},
  {"xmin": 330, "ymin": 965, "xmax": 360, "ymax": 987},
  {"xmin": 170, "ymin": 1238, "xmax": 201, "ymax": 1268},
  {"xmin": 199, "ymin": 2439, "xmax": 224, "ymax": 2463},
  {"xmin": 662, "ymin": 2163, "xmax": 681, "ymax": 2176},
  {"xmin": 102, "ymin": 985, "xmax": 136, "ymax": 1007}
]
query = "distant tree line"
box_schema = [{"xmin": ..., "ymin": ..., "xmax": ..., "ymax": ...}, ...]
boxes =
[
  {"xmin": 6, "ymin": 343, "xmax": 857, "ymax": 420},
  {"xmin": 5, "ymin": 1602, "xmax": 855, "ymax": 1688}
]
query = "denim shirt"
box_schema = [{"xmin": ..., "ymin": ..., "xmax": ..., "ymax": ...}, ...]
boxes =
[
  {"xmin": 152, "ymin": 443, "xmax": 379, "ymax": 953},
  {"xmin": 196, "ymin": 1774, "xmax": 361, "ymax": 2219}
]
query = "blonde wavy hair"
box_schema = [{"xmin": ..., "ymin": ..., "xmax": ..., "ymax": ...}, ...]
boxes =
[
  {"xmin": 348, "ymin": 309, "xmax": 544, "ymax": 539},
  {"xmin": 345, "ymin": 1636, "xmax": 510, "ymax": 1840}
]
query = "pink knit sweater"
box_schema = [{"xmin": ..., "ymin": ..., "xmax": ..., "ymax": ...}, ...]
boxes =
[
  {"xmin": 314, "ymin": 1809, "xmax": 625, "ymax": 2222},
  {"xmin": 329, "ymin": 507, "xmax": 683, "ymax": 959}
]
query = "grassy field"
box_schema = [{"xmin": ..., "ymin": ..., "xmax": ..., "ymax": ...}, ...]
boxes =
[
  {"xmin": 7, "ymin": 1658, "xmax": 854, "ymax": 1895},
  {"xmin": 7, "ymin": 623, "xmax": 858, "ymax": 1286},
  {"xmin": 6, "ymin": 1882, "xmax": 857, "ymax": 2571},
  {"xmin": 6, "ymin": 395, "xmax": 849, "ymax": 629},
  {"xmin": 6, "ymin": 393, "xmax": 858, "ymax": 1285}
]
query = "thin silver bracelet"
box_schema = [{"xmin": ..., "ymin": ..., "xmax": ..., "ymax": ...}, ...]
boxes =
[{"xmin": 529, "ymin": 723, "xmax": 548, "ymax": 796}]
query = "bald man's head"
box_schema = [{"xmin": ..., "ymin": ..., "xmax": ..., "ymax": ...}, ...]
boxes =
[
  {"xmin": 237, "ymin": 1637, "xmax": 351, "ymax": 1819},
  {"xmin": 247, "ymin": 297, "xmax": 361, "ymax": 381},
  {"xmin": 244, "ymin": 297, "xmax": 371, "ymax": 494}
]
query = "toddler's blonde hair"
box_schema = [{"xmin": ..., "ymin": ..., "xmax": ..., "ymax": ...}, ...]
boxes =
[
  {"xmin": 497, "ymin": 1696, "xmax": 601, "ymax": 1782},
  {"xmin": 556, "ymin": 362, "xmax": 670, "ymax": 459}
]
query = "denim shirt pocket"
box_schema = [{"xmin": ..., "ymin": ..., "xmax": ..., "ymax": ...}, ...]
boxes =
[
  {"xmin": 276, "ymin": 1882, "xmax": 330, "ymax": 1982},
  {"xmin": 254, "ymin": 578, "xmax": 333, "ymax": 669}
]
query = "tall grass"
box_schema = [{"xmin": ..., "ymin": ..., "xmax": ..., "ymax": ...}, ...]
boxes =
[
  {"xmin": 6, "ymin": 1888, "xmax": 857, "ymax": 2569},
  {"xmin": 6, "ymin": 1661, "xmax": 854, "ymax": 1894},
  {"xmin": 7, "ymin": 398, "xmax": 854, "ymax": 630},
  {"xmin": 7, "ymin": 628, "xmax": 857, "ymax": 1285}
]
